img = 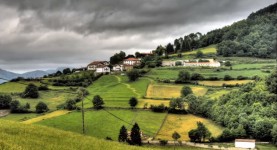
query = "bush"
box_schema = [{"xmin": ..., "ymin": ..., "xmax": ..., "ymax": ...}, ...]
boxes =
[
  {"xmin": 64, "ymin": 99, "xmax": 77, "ymax": 110},
  {"xmin": 92, "ymin": 95, "xmax": 104, "ymax": 109},
  {"xmin": 35, "ymin": 102, "xmax": 49, "ymax": 113},
  {"xmin": 224, "ymin": 61, "xmax": 232, "ymax": 66},
  {"xmin": 168, "ymin": 108, "xmax": 187, "ymax": 114},
  {"xmin": 38, "ymin": 84, "xmax": 49, "ymax": 91},
  {"xmin": 129, "ymin": 97, "xmax": 138, "ymax": 109},
  {"xmin": 191, "ymin": 73, "xmax": 204, "ymax": 80},
  {"xmin": 159, "ymin": 140, "xmax": 168, "ymax": 146},
  {"xmin": 181, "ymin": 86, "xmax": 193, "ymax": 97},
  {"xmin": 150, "ymin": 104, "xmax": 167, "ymax": 112},
  {"xmin": 10, "ymin": 100, "xmax": 30, "ymax": 113},
  {"xmin": 175, "ymin": 61, "xmax": 183, "ymax": 66},
  {"xmin": 223, "ymin": 75, "xmax": 233, "ymax": 81},
  {"xmin": 0, "ymin": 95, "xmax": 12, "ymax": 109},
  {"xmin": 207, "ymin": 77, "xmax": 219, "ymax": 81},
  {"xmin": 127, "ymin": 69, "xmax": 140, "ymax": 81},
  {"xmin": 237, "ymin": 75, "xmax": 248, "ymax": 80},
  {"xmin": 21, "ymin": 83, "xmax": 39, "ymax": 98}
]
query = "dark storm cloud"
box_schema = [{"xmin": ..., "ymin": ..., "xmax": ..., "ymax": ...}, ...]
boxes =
[{"xmin": 0, "ymin": 0, "xmax": 276, "ymax": 72}]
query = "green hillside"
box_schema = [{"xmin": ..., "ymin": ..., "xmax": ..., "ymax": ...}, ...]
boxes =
[{"xmin": 0, "ymin": 120, "xmax": 148, "ymax": 150}]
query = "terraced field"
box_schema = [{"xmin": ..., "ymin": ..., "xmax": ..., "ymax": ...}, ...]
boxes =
[{"xmin": 156, "ymin": 114, "xmax": 224, "ymax": 141}]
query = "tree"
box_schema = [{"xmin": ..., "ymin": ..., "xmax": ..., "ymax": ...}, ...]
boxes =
[
  {"xmin": 63, "ymin": 68, "xmax": 71, "ymax": 74},
  {"xmin": 189, "ymin": 129, "xmax": 201, "ymax": 142},
  {"xmin": 176, "ymin": 71, "xmax": 190, "ymax": 83},
  {"xmin": 130, "ymin": 123, "xmax": 142, "ymax": 146},
  {"xmin": 181, "ymin": 86, "xmax": 193, "ymax": 97},
  {"xmin": 166, "ymin": 43, "xmax": 174, "ymax": 54},
  {"xmin": 0, "ymin": 95, "xmax": 12, "ymax": 109},
  {"xmin": 21, "ymin": 83, "xmax": 39, "ymax": 98},
  {"xmin": 129, "ymin": 97, "xmax": 138, "ymax": 109},
  {"xmin": 169, "ymin": 98, "xmax": 185, "ymax": 110},
  {"xmin": 266, "ymin": 69, "xmax": 277, "ymax": 94},
  {"xmin": 127, "ymin": 69, "xmax": 140, "ymax": 81},
  {"xmin": 172, "ymin": 131, "xmax": 181, "ymax": 148},
  {"xmin": 92, "ymin": 95, "xmax": 104, "ymax": 109},
  {"xmin": 10, "ymin": 100, "xmax": 20, "ymax": 113},
  {"xmin": 118, "ymin": 125, "xmax": 128, "ymax": 142},
  {"xmin": 271, "ymin": 124, "xmax": 277, "ymax": 146},
  {"xmin": 65, "ymin": 99, "xmax": 77, "ymax": 110},
  {"xmin": 223, "ymin": 75, "xmax": 233, "ymax": 81},
  {"xmin": 189, "ymin": 122, "xmax": 211, "ymax": 142},
  {"xmin": 253, "ymin": 119, "xmax": 273, "ymax": 141},
  {"xmin": 191, "ymin": 73, "xmax": 204, "ymax": 80},
  {"xmin": 224, "ymin": 61, "xmax": 232, "ymax": 66},
  {"xmin": 35, "ymin": 102, "xmax": 49, "ymax": 113},
  {"xmin": 196, "ymin": 50, "xmax": 203, "ymax": 58}
]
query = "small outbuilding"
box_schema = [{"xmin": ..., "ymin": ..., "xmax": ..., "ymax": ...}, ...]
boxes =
[{"xmin": 235, "ymin": 139, "xmax": 255, "ymax": 149}]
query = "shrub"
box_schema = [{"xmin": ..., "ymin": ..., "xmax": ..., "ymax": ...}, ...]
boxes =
[
  {"xmin": 65, "ymin": 99, "xmax": 77, "ymax": 110},
  {"xmin": 175, "ymin": 61, "xmax": 183, "ymax": 66},
  {"xmin": 223, "ymin": 75, "xmax": 233, "ymax": 81},
  {"xmin": 38, "ymin": 84, "xmax": 49, "ymax": 91},
  {"xmin": 181, "ymin": 86, "xmax": 193, "ymax": 97},
  {"xmin": 21, "ymin": 83, "xmax": 39, "ymax": 98},
  {"xmin": 127, "ymin": 69, "xmax": 140, "ymax": 81},
  {"xmin": 159, "ymin": 140, "xmax": 168, "ymax": 146},
  {"xmin": 150, "ymin": 104, "xmax": 167, "ymax": 112},
  {"xmin": 224, "ymin": 61, "xmax": 232, "ymax": 66},
  {"xmin": 191, "ymin": 73, "xmax": 204, "ymax": 80},
  {"xmin": 208, "ymin": 77, "xmax": 219, "ymax": 81},
  {"xmin": 129, "ymin": 97, "xmax": 138, "ymax": 109},
  {"xmin": 92, "ymin": 95, "xmax": 104, "ymax": 109},
  {"xmin": 35, "ymin": 102, "xmax": 49, "ymax": 113},
  {"xmin": 10, "ymin": 100, "xmax": 30, "ymax": 113},
  {"xmin": 237, "ymin": 75, "xmax": 248, "ymax": 80},
  {"xmin": 0, "ymin": 95, "xmax": 12, "ymax": 109}
]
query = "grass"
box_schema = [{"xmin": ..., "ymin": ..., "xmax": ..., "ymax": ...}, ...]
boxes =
[
  {"xmin": 145, "ymin": 145, "xmax": 212, "ymax": 150},
  {"xmin": 0, "ymin": 120, "xmax": 149, "ymax": 150},
  {"xmin": 146, "ymin": 67, "xmax": 270, "ymax": 80},
  {"xmin": 13, "ymin": 90, "xmax": 76, "ymax": 111},
  {"xmin": 83, "ymin": 75, "xmax": 150, "ymax": 108},
  {"xmin": 156, "ymin": 114, "xmax": 224, "ymax": 141},
  {"xmin": 207, "ymin": 89, "xmax": 231, "ymax": 99},
  {"xmin": 36, "ymin": 109, "xmax": 166, "ymax": 140},
  {"xmin": 138, "ymin": 99, "xmax": 170, "ymax": 108},
  {"xmin": 0, "ymin": 81, "xmax": 40, "ymax": 94},
  {"xmin": 22, "ymin": 110, "xmax": 70, "ymax": 124},
  {"xmin": 1, "ymin": 113, "xmax": 40, "ymax": 122},
  {"xmin": 256, "ymin": 143, "xmax": 277, "ymax": 150},
  {"xmin": 169, "ymin": 45, "xmax": 217, "ymax": 57},
  {"xmin": 146, "ymin": 83, "xmax": 207, "ymax": 99},
  {"xmin": 198, "ymin": 80, "xmax": 252, "ymax": 87}
]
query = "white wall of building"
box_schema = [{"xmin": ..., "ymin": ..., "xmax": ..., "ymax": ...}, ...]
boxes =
[{"xmin": 235, "ymin": 142, "xmax": 255, "ymax": 149}]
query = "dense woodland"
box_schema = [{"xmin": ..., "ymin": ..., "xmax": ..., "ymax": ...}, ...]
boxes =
[{"xmin": 152, "ymin": 3, "xmax": 277, "ymax": 58}]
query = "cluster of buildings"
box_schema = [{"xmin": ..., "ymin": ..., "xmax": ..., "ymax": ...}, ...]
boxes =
[
  {"xmin": 86, "ymin": 57, "xmax": 141, "ymax": 73},
  {"xmin": 162, "ymin": 59, "xmax": 221, "ymax": 67}
]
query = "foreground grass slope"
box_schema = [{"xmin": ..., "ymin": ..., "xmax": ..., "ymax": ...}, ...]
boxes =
[{"xmin": 0, "ymin": 120, "xmax": 148, "ymax": 150}]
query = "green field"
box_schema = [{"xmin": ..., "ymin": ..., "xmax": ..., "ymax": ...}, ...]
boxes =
[
  {"xmin": 198, "ymin": 80, "xmax": 252, "ymax": 87},
  {"xmin": 1, "ymin": 113, "xmax": 40, "ymax": 121},
  {"xmin": 156, "ymin": 114, "xmax": 224, "ymax": 141},
  {"xmin": 146, "ymin": 67, "xmax": 271, "ymax": 80},
  {"xmin": 0, "ymin": 119, "xmax": 148, "ymax": 150},
  {"xmin": 36, "ymin": 109, "xmax": 166, "ymax": 140},
  {"xmin": 169, "ymin": 45, "xmax": 217, "ymax": 57},
  {"xmin": 146, "ymin": 83, "xmax": 207, "ymax": 99},
  {"xmin": 0, "ymin": 81, "xmax": 41, "ymax": 94},
  {"xmin": 82, "ymin": 75, "xmax": 150, "ymax": 108}
]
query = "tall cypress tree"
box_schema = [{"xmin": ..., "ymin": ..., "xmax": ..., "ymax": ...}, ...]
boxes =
[
  {"xmin": 118, "ymin": 126, "xmax": 128, "ymax": 142},
  {"xmin": 130, "ymin": 123, "xmax": 142, "ymax": 146}
]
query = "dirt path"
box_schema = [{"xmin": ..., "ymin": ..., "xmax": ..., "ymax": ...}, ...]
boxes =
[
  {"xmin": 22, "ymin": 110, "xmax": 70, "ymax": 124},
  {"xmin": 114, "ymin": 75, "xmax": 140, "ymax": 98},
  {"xmin": 0, "ymin": 110, "xmax": 10, "ymax": 118}
]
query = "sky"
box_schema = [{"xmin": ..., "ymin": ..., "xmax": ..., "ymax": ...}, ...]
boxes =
[{"xmin": 0, "ymin": 0, "xmax": 276, "ymax": 73}]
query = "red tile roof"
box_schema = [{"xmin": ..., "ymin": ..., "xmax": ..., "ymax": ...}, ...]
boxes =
[{"xmin": 124, "ymin": 58, "xmax": 140, "ymax": 61}]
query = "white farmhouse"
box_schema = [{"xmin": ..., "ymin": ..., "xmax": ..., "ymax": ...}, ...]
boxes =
[
  {"xmin": 183, "ymin": 59, "xmax": 220, "ymax": 67},
  {"xmin": 96, "ymin": 65, "xmax": 110, "ymax": 73},
  {"xmin": 235, "ymin": 139, "xmax": 255, "ymax": 149},
  {"xmin": 113, "ymin": 64, "xmax": 123, "ymax": 71},
  {"xmin": 87, "ymin": 61, "xmax": 109, "ymax": 71},
  {"xmin": 123, "ymin": 58, "xmax": 140, "ymax": 66}
]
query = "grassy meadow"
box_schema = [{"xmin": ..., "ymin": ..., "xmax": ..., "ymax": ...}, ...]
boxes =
[
  {"xmin": 82, "ymin": 75, "xmax": 150, "ymax": 108},
  {"xmin": 0, "ymin": 120, "xmax": 149, "ymax": 150},
  {"xmin": 156, "ymin": 114, "xmax": 224, "ymax": 141},
  {"xmin": 198, "ymin": 80, "xmax": 252, "ymax": 87},
  {"xmin": 36, "ymin": 109, "xmax": 166, "ymax": 140},
  {"xmin": 146, "ymin": 83, "xmax": 207, "ymax": 99}
]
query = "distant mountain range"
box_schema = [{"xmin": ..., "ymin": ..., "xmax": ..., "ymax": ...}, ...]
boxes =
[{"xmin": 0, "ymin": 67, "xmax": 71, "ymax": 84}]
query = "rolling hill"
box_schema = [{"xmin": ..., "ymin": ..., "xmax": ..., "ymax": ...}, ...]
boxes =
[{"xmin": 0, "ymin": 120, "xmax": 148, "ymax": 150}]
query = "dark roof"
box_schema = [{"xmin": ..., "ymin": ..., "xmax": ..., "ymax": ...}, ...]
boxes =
[{"xmin": 88, "ymin": 61, "xmax": 108, "ymax": 66}]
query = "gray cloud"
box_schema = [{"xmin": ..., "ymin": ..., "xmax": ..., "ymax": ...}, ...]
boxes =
[{"xmin": 0, "ymin": 0, "xmax": 276, "ymax": 72}]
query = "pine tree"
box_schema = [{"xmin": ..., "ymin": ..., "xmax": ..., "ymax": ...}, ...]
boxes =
[
  {"xmin": 118, "ymin": 126, "xmax": 128, "ymax": 142},
  {"xmin": 130, "ymin": 123, "xmax": 142, "ymax": 146}
]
